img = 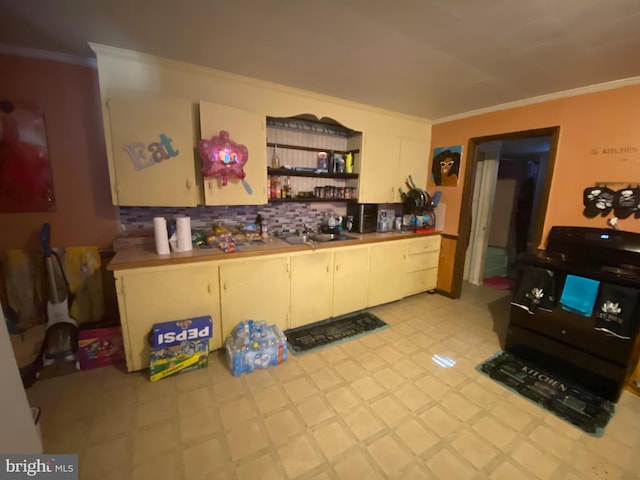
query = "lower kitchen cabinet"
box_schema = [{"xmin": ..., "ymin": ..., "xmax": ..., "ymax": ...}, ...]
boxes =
[
  {"xmin": 115, "ymin": 263, "xmax": 222, "ymax": 372},
  {"xmin": 333, "ymin": 245, "xmax": 370, "ymax": 317},
  {"xmin": 369, "ymin": 241, "xmax": 407, "ymax": 307},
  {"xmin": 290, "ymin": 251, "xmax": 333, "ymax": 329},
  {"xmin": 112, "ymin": 234, "xmax": 441, "ymax": 371},
  {"xmin": 405, "ymin": 236, "xmax": 441, "ymax": 296},
  {"xmin": 219, "ymin": 255, "xmax": 290, "ymax": 340}
]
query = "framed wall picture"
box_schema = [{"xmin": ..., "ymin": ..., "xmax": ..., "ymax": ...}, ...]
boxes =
[
  {"xmin": 0, "ymin": 99, "xmax": 55, "ymax": 212},
  {"xmin": 430, "ymin": 145, "xmax": 462, "ymax": 187}
]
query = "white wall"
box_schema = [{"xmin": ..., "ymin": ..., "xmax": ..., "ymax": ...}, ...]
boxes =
[{"xmin": 0, "ymin": 308, "xmax": 42, "ymax": 453}]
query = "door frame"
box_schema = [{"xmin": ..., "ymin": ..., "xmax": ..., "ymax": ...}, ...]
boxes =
[{"xmin": 450, "ymin": 126, "xmax": 560, "ymax": 298}]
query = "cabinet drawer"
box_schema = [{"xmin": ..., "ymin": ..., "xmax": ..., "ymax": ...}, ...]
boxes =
[
  {"xmin": 406, "ymin": 268, "xmax": 437, "ymax": 295},
  {"xmin": 407, "ymin": 236, "xmax": 441, "ymax": 255},
  {"xmin": 406, "ymin": 251, "xmax": 439, "ymax": 272}
]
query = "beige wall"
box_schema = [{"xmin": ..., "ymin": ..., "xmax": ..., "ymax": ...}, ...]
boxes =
[
  {"xmin": 0, "ymin": 54, "xmax": 118, "ymax": 252},
  {"xmin": 431, "ymin": 84, "xmax": 640, "ymax": 244}
]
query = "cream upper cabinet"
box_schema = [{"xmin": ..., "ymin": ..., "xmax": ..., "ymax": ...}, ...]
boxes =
[
  {"xmin": 290, "ymin": 251, "xmax": 333, "ymax": 329},
  {"xmin": 332, "ymin": 246, "xmax": 369, "ymax": 317},
  {"xmin": 199, "ymin": 101, "xmax": 268, "ymax": 205},
  {"xmin": 358, "ymin": 132, "xmax": 401, "ymax": 203},
  {"xmin": 115, "ymin": 263, "xmax": 222, "ymax": 372},
  {"xmin": 219, "ymin": 256, "xmax": 289, "ymax": 340},
  {"xmin": 368, "ymin": 241, "xmax": 407, "ymax": 307},
  {"xmin": 397, "ymin": 137, "xmax": 430, "ymax": 202},
  {"xmin": 106, "ymin": 91, "xmax": 199, "ymax": 206}
]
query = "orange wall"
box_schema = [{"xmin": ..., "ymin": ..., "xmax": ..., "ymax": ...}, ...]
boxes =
[
  {"xmin": 0, "ymin": 54, "xmax": 118, "ymax": 251},
  {"xmin": 431, "ymin": 84, "xmax": 640, "ymax": 243}
]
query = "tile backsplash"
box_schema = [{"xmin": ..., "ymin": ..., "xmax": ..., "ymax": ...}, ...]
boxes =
[
  {"xmin": 120, "ymin": 203, "xmax": 342, "ymax": 236},
  {"xmin": 118, "ymin": 202, "xmax": 402, "ymax": 236}
]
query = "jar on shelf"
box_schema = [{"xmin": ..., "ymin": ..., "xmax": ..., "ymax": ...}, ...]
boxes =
[{"xmin": 317, "ymin": 152, "xmax": 328, "ymax": 171}]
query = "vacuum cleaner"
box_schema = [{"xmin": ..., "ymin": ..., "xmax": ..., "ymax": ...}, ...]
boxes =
[{"xmin": 38, "ymin": 223, "xmax": 79, "ymax": 373}]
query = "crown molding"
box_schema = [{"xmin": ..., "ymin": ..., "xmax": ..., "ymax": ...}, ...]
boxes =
[
  {"xmin": 89, "ymin": 43, "xmax": 433, "ymax": 125},
  {"xmin": 0, "ymin": 43, "xmax": 96, "ymax": 68},
  {"xmin": 434, "ymin": 76, "xmax": 640, "ymax": 124}
]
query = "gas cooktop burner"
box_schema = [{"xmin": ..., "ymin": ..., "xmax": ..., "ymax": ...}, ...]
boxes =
[{"xmin": 533, "ymin": 251, "xmax": 566, "ymax": 263}]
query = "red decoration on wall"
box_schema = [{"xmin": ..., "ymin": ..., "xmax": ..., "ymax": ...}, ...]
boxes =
[{"xmin": 0, "ymin": 100, "xmax": 55, "ymax": 212}]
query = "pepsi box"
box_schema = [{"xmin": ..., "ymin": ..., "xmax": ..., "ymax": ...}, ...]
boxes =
[{"xmin": 151, "ymin": 315, "xmax": 213, "ymax": 348}]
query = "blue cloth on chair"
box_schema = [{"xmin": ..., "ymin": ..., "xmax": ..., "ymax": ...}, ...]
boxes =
[{"xmin": 560, "ymin": 275, "xmax": 600, "ymax": 317}]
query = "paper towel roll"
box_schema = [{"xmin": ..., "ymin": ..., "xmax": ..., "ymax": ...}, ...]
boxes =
[
  {"xmin": 176, "ymin": 216, "xmax": 192, "ymax": 252},
  {"xmin": 153, "ymin": 217, "xmax": 170, "ymax": 255}
]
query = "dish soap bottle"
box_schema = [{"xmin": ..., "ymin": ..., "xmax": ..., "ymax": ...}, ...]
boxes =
[{"xmin": 271, "ymin": 144, "xmax": 280, "ymax": 168}]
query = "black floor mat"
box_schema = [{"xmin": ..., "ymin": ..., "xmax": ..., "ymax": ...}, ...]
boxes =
[
  {"xmin": 284, "ymin": 311, "xmax": 388, "ymax": 354},
  {"xmin": 477, "ymin": 351, "xmax": 615, "ymax": 436}
]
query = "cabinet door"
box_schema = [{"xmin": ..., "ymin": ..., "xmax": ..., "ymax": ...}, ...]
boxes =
[
  {"xmin": 397, "ymin": 137, "xmax": 430, "ymax": 202},
  {"xmin": 358, "ymin": 132, "xmax": 400, "ymax": 203},
  {"xmin": 219, "ymin": 256, "xmax": 289, "ymax": 340},
  {"xmin": 117, "ymin": 264, "xmax": 221, "ymax": 372},
  {"xmin": 290, "ymin": 251, "xmax": 333, "ymax": 328},
  {"xmin": 200, "ymin": 101, "xmax": 268, "ymax": 205},
  {"xmin": 107, "ymin": 91, "xmax": 199, "ymax": 206},
  {"xmin": 369, "ymin": 241, "xmax": 407, "ymax": 307},
  {"xmin": 333, "ymin": 246, "xmax": 369, "ymax": 317}
]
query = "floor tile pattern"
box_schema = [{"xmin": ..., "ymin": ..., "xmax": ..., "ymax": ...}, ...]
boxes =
[{"xmin": 27, "ymin": 284, "xmax": 640, "ymax": 479}]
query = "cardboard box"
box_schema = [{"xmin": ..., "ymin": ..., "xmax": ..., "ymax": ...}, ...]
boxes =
[
  {"xmin": 151, "ymin": 315, "xmax": 213, "ymax": 348},
  {"xmin": 149, "ymin": 339, "xmax": 209, "ymax": 382},
  {"xmin": 78, "ymin": 327, "xmax": 125, "ymax": 370}
]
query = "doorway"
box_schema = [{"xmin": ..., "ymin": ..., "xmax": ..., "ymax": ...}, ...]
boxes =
[{"xmin": 453, "ymin": 127, "xmax": 560, "ymax": 297}]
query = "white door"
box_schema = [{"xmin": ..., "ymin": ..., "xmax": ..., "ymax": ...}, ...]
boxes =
[{"xmin": 464, "ymin": 142, "xmax": 501, "ymax": 285}]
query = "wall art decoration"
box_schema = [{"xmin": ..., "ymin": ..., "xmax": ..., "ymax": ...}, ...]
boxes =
[
  {"xmin": 0, "ymin": 99, "xmax": 55, "ymax": 212},
  {"xmin": 430, "ymin": 145, "xmax": 462, "ymax": 187},
  {"xmin": 583, "ymin": 184, "xmax": 640, "ymax": 219}
]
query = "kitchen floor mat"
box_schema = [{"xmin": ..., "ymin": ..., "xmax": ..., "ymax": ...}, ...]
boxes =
[
  {"xmin": 477, "ymin": 351, "xmax": 615, "ymax": 437},
  {"xmin": 284, "ymin": 311, "xmax": 388, "ymax": 355}
]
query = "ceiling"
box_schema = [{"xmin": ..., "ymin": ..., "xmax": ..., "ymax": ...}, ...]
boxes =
[{"xmin": 1, "ymin": 0, "xmax": 640, "ymax": 121}]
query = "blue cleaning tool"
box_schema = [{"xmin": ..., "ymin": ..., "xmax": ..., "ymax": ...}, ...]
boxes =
[{"xmin": 432, "ymin": 191, "xmax": 442, "ymax": 207}]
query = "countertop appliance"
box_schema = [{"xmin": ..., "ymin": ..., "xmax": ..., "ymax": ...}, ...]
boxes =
[
  {"xmin": 347, "ymin": 203, "xmax": 378, "ymax": 233},
  {"xmin": 506, "ymin": 226, "xmax": 640, "ymax": 401}
]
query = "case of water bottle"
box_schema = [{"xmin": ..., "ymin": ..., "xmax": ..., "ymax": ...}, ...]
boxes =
[{"xmin": 225, "ymin": 320, "xmax": 287, "ymax": 376}]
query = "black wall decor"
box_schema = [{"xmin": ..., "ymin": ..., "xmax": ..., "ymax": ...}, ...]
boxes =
[{"xmin": 583, "ymin": 184, "xmax": 640, "ymax": 219}]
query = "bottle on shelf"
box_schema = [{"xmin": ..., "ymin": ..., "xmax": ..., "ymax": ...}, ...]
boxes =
[
  {"xmin": 284, "ymin": 176, "xmax": 292, "ymax": 198},
  {"xmin": 275, "ymin": 177, "xmax": 282, "ymax": 199},
  {"xmin": 328, "ymin": 150, "xmax": 335, "ymax": 174},
  {"xmin": 271, "ymin": 144, "xmax": 280, "ymax": 168},
  {"xmin": 345, "ymin": 152, "xmax": 354, "ymax": 174}
]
